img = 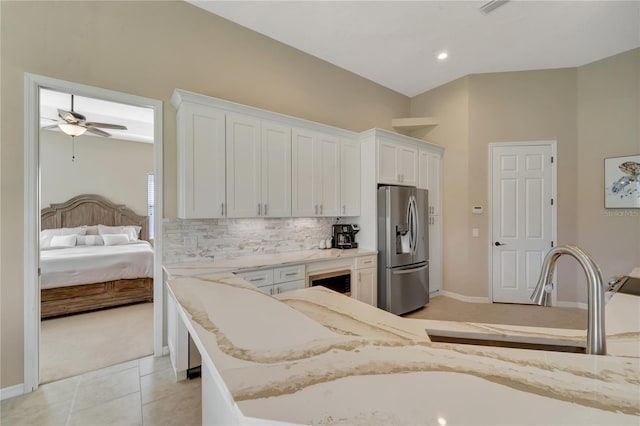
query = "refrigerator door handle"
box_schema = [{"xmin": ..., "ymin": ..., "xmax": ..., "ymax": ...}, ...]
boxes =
[
  {"xmin": 408, "ymin": 196, "xmax": 418, "ymax": 255},
  {"xmin": 391, "ymin": 263, "xmax": 429, "ymax": 275}
]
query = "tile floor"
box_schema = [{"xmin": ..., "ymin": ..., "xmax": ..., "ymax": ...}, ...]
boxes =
[{"xmin": 1, "ymin": 356, "xmax": 201, "ymax": 426}]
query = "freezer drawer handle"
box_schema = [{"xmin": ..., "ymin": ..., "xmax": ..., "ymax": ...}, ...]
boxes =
[{"xmin": 392, "ymin": 264, "xmax": 429, "ymax": 275}]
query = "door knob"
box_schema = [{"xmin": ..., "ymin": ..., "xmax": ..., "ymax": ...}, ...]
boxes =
[{"xmin": 494, "ymin": 241, "xmax": 507, "ymax": 246}]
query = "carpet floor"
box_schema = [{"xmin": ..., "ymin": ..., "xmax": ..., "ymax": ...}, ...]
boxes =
[
  {"xmin": 404, "ymin": 295, "xmax": 587, "ymax": 330},
  {"xmin": 40, "ymin": 302, "xmax": 153, "ymax": 384}
]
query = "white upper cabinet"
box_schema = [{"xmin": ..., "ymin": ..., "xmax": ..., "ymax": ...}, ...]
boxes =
[
  {"xmin": 316, "ymin": 133, "xmax": 341, "ymax": 216},
  {"xmin": 291, "ymin": 128, "xmax": 318, "ymax": 216},
  {"xmin": 226, "ymin": 113, "xmax": 262, "ymax": 218},
  {"xmin": 227, "ymin": 114, "xmax": 292, "ymax": 218},
  {"xmin": 176, "ymin": 103, "xmax": 226, "ymax": 219},
  {"xmin": 377, "ymin": 136, "xmax": 418, "ymax": 186},
  {"xmin": 292, "ymin": 129, "xmax": 341, "ymax": 217},
  {"xmin": 261, "ymin": 121, "xmax": 292, "ymax": 217},
  {"xmin": 340, "ymin": 138, "xmax": 361, "ymax": 216},
  {"xmin": 418, "ymin": 149, "xmax": 441, "ymax": 216}
]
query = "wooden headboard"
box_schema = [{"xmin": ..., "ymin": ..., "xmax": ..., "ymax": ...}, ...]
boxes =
[{"xmin": 41, "ymin": 194, "xmax": 149, "ymax": 241}]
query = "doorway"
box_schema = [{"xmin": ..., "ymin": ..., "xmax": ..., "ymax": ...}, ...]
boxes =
[
  {"xmin": 24, "ymin": 73, "xmax": 163, "ymax": 392},
  {"xmin": 488, "ymin": 141, "xmax": 557, "ymax": 304}
]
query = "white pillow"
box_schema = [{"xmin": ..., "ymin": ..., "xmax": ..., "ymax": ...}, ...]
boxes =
[
  {"xmin": 84, "ymin": 225, "xmax": 99, "ymax": 235},
  {"xmin": 98, "ymin": 224, "xmax": 141, "ymax": 241},
  {"xmin": 49, "ymin": 234, "xmax": 77, "ymax": 248},
  {"xmin": 40, "ymin": 226, "xmax": 86, "ymax": 249},
  {"xmin": 76, "ymin": 235, "xmax": 104, "ymax": 246},
  {"xmin": 102, "ymin": 233, "xmax": 130, "ymax": 246}
]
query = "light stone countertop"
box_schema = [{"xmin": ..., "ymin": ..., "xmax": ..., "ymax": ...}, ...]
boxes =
[
  {"xmin": 163, "ymin": 248, "xmax": 377, "ymax": 278},
  {"xmin": 167, "ymin": 273, "xmax": 640, "ymax": 425}
]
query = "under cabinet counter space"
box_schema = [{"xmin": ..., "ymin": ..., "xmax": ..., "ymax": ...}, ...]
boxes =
[{"xmin": 163, "ymin": 248, "xmax": 377, "ymax": 279}]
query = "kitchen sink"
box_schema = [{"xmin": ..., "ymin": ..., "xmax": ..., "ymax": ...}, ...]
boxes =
[{"xmin": 428, "ymin": 334, "xmax": 587, "ymax": 353}]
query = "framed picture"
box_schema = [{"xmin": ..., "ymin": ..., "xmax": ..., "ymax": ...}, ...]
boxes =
[{"xmin": 604, "ymin": 154, "xmax": 640, "ymax": 208}]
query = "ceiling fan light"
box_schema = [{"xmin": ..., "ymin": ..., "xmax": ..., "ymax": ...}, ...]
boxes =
[{"xmin": 58, "ymin": 123, "xmax": 87, "ymax": 137}]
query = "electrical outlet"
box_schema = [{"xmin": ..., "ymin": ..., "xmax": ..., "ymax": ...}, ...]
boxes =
[
  {"xmin": 472, "ymin": 228, "xmax": 479, "ymax": 237},
  {"xmin": 183, "ymin": 236, "xmax": 198, "ymax": 248}
]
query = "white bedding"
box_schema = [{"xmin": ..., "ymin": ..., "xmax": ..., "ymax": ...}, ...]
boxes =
[{"xmin": 40, "ymin": 241, "xmax": 154, "ymax": 289}]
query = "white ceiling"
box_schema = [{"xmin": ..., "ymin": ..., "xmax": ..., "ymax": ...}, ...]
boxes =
[
  {"xmin": 40, "ymin": 88, "xmax": 154, "ymax": 143},
  {"xmin": 189, "ymin": 0, "xmax": 640, "ymax": 97}
]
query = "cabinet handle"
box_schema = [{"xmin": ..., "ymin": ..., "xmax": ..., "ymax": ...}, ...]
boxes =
[
  {"xmin": 264, "ymin": 204, "xmax": 268, "ymax": 216},
  {"xmin": 269, "ymin": 287, "xmax": 274, "ymax": 295},
  {"xmin": 257, "ymin": 203, "xmax": 261, "ymax": 216},
  {"xmin": 221, "ymin": 203, "xmax": 224, "ymax": 216},
  {"xmin": 363, "ymin": 260, "xmax": 372, "ymax": 265},
  {"xmin": 284, "ymin": 272, "xmax": 297, "ymax": 276},
  {"xmin": 248, "ymin": 277, "xmax": 264, "ymax": 282},
  {"xmin": 320, "ymin": 204, "xmax": 323, "ymax": 215},
  {"xmin": 358, "ymin": 272, "xmax": 361, "ymax": 281},
  {"xmin": 277, "ymin": 287, "xmax": 281, "ymax": 294},
  {"xmin": 342, "ymin": 205, "xmax": 346, "ymax": 215},
  {"xmin": 315, "ymin": 204, "xmax": 318, "ymax": 215}
]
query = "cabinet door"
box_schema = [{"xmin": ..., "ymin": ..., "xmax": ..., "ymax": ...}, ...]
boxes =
[
  {"xmin": 397, "ymin": 144, "xmax": 418, "ymax": 186},
  {"xmin": 378, "ymin": 137, "xmax": 399, "ymax": 184},
  {"xmin": 316, "ymin": 132, "xmax": 341, "ymax": 216},
  {"xmin": 427, "ymin": 153, "xmax": 441, "ymax": 216},
  {"xmin": 340, "ymin": 138, "xmax": 361, "ymax": 216},
  {"xmin": 418, "ymin": 149, "xmax": 429, "ymax": 190},
  {"xmin": 177, "ymin": 104, "xmax": 226, "ymax": 219},
  {"xmin": 226, "ymin": 113, "xmax": 262, "ymax": 218},
  {"xmin": 275, "ymin": 279, "xmax": 306, "ymax": 294},
  {"xmin": 356, "ymin": 267, "xmax": 377, "ymax": 306},
  {"xmin": 292, "ymin": 128, "xmax": 318, "ymax": 216},
  {"xmin": 428, "ymin": 214, "xmax": 442, "ymax": 295},
  {"xmin": 262, "ymin": 121, "xmax": 291, "ymax": 217}
]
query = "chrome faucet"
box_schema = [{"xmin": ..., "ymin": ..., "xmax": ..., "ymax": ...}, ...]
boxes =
[{"xmin": 530, "ymin": 245, "xmax": 606, "ymax": 355}]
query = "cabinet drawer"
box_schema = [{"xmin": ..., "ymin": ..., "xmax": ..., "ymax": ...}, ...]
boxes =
[
  {"xmin": 236, "ymin": 269, "xmax": 274, "ymax": 286},
  {"xmin": 356, "ymin": 255, "xmax": 377, "ymax": 269},
  {"xmin": 273, "ymin": 264, "xmax": 305, "ymax": 283}
]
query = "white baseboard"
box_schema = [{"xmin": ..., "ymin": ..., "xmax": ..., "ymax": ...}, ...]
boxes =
[
  {"xmin": 440, "ymin": 290, "xmax": 490, "ymax": 304},
  {"xmin": 1, "ymin": 383, "xmax": 25, "ymax": 401},
  {"xmin": 556, "ymin": 301, "xmax": 588, "ymax": 310}
]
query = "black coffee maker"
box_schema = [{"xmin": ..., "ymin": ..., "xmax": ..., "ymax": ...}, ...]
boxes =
[{"xmin": 332, "ymin": 224, "xmax": 360, "ymax": 249}]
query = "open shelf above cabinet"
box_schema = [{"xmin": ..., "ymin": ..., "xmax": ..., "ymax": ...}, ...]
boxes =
[{"xmin": 391, "ymin": 117, "xmax": 438, "ymax": 130}]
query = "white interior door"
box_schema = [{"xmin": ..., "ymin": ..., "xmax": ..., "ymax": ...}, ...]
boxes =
[{"xmin": 491, "ymin": 143, "xmax": 555, "ymax": 304}]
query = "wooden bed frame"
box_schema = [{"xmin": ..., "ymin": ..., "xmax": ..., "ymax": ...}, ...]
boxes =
[{"xmin": 40, "ymin": 194, "xmax": 153, "ymax": 318}]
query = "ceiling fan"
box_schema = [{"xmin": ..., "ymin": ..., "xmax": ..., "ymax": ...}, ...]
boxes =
[{"xmin": 41, "ymin": 94, "xmax": 128, "ymax": 138}]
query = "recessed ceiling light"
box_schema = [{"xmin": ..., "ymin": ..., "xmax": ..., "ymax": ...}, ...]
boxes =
[{"xmin": 437, "ymin": 52, "xmax": 448, "ymax": 61}]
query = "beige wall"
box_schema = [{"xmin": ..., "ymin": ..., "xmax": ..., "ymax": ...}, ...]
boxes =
[
  {"xmin": 410, "ymin": 49, "xmax": 639, "ymax": 303},
  {"xmin": 41, "ymin": 131, "xmax": 153, "ymax": 215},
  {"xmin": 576, "ymin": 49, "xmax": 640, "ymax": 291},
  {"xmin": 0, "ymin": 1, "xmax": 410, "ymax": 388}
]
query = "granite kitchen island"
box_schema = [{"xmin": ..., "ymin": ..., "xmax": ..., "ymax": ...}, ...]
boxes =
[{"xmin": 166, "ymin": 272, "xmax": 640, "ymax": 425}]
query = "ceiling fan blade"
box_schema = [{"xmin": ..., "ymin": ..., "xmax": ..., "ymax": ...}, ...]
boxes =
[
  {"xmin": 41, "ymin": 124, "xmax": 60, "ymax": 130},
  {"xmin": 58, "ymin": 109, "xmax": 86, "ymax": 124},
  {"xmin": 84, "ymin": 122, "xmax": 128, "ymax": 130},
  {"xmin": 85, "ymin": 127, "xmax": 112, "ymax": 137}
]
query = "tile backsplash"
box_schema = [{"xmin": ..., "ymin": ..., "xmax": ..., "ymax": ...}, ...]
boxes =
[{"xmin": 163, "ymin": 217, "xmax": 337, "ymax": 264}]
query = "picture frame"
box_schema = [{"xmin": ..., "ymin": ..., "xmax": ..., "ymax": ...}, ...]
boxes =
[{"xmin": 604, "ymin": 154, "xmax": 640, "ymax": 208}]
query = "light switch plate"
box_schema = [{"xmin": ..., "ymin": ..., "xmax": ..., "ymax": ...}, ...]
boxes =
[{"xmin": 472, "ymin": 228, "xmax": 479, "ymax": 237}]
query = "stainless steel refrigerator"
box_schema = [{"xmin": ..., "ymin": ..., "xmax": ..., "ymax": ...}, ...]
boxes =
[{"xmin": 377, "ymin": 185, "xmax": 429, "ymax": 315}]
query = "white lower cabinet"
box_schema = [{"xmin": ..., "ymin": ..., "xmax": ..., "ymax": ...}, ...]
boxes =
[
  {"xmin": 354, "ymin": 255, "xmax": 377, "ymax": 306},
  {"xmin": 237, "ymin": 264, "xmax": 305, "ymax": 295},
  {"xmin": 428, "ymin": 215, "xmax": 442, "ymax": 295},
  {"xmin": 166, "ymin": 285, "xmax": 190, "ymax": 380}
]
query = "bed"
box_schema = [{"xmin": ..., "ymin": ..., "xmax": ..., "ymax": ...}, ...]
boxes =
[{"xmin": 40, "ymin": 194, "xmax": 154, "ymax": 318}]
